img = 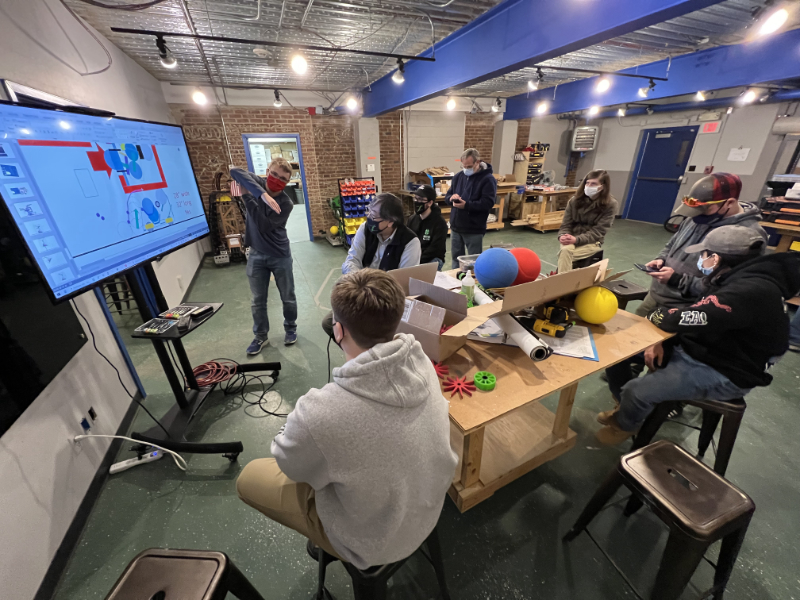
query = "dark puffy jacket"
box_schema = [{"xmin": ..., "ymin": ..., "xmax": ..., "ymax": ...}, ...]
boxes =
[
  {"xmin": 407, "ymin": 204, "xmax": 448, "ymax": 264},
  {"xmin": 445, "ymin": 162, "xmax": 497, "ymax": 234},
  {"xmin": 650, "ymin": 253, "xmax": 800, "ymax": 389},
  {"xmin": 558, "ymin": 194, "xmax": 618, "ymax": 246}
]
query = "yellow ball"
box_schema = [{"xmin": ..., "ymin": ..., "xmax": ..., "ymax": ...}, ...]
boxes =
[
  {"xmin": 330, "ymin": 225, "xmax": 339, "ymax": 235},
  {"xmin": 574, "ymin": 286, "xmax": 618, "ymax": 324}
]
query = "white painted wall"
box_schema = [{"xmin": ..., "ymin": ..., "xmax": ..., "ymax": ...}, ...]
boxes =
[
  {"xmin": 0, "ymin": 2, "xmax": 193, "ymax": 597},
  {"xmin": 493, "ymin": 119, "xmax": 518, "ymax": 177},
  {"xmin": 405, "ymin": 110, "xmax": 466, "ymax": 173},
  {"xmin": 528, "ymin": 115, "xmax": 574, "ymax": 184},
  {"xmin": 354, "ymin": 117, "xmax": 382, "ymax": 191}
]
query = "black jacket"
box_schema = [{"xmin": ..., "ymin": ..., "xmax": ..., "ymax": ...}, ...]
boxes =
[
  {"xmin": 445, "ymin": 162, "xmax": 497, "ymax": 234},
  {"xmin": 407, "ymin": 204, "xmax": 448, "ymax": 263},
  {"xmin": 362, "ymin": 225, "xmax": 418, "ymax": 271},
  {"xmin": 650, "ymin": 253, "xmax": 800, "ymax": 389}
]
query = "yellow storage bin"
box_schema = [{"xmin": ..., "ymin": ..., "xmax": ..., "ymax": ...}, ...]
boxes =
[
  {"xmin": 344, "ymin": 218, "xmax": 356, "ymax": 227},
  {"xmin": 345, "ymin": 225, "xmax": 357, "ymax": 235}
]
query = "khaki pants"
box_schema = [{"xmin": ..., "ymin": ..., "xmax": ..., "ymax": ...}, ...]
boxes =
[
  {"xmin": 557, "ymin": 242, "xmax": 602, "ymax": 274},
  {"xmin": 236, "ymin": 458, "xmax": 341, "ymax": 559}
]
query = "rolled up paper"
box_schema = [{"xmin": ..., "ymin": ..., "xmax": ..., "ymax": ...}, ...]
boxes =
[{"xmin": 473, "ymin": 288, "xmax": 551, "ymax": 361}]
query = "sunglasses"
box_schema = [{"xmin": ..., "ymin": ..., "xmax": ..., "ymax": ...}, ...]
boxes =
[{"xmin": 682, "ymin": 196, "xmax": 726, "ymax": 208}]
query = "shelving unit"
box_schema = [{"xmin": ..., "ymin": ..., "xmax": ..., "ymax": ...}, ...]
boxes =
[{"xmin": 335, "ymin": 177, "xmax": 376, "ymax": 247}]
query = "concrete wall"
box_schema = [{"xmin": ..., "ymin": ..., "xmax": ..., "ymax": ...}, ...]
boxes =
[{"xmin": 0, "ymin": 2, "xmax": 184, "ymax": 598}]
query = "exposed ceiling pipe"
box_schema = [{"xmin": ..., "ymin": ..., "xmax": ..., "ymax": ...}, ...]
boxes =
[
  {"xmin": 301, "ymin": 0, "xmax": 314, "ymax": 29},
  {"xmin": 243, "ymin": 0, "xmax": 261, "ymax": 21}
]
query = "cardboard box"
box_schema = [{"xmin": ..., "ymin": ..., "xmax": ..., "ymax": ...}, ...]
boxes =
[
  {"xmin": 388, "ymin": 262, "xmax": 438, "ymax": 295},
  {"xmin": 226, "ymin": 234, "xmax": 243, "ymax": 249},
  {"xmin": 409, "ymin": 171, "xmax": 432, "ymax": 186},
  {"xmin": 396, "ymin": 278, "xmax": 484, "ymax": 362}
]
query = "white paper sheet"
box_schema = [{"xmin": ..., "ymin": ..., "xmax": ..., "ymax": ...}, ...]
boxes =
[
  {"xmin": 545, "ymin": 325, "xmax": 598, "ymax": 361},
  {"xmin": 727, "ymin": 147, "xmax": 750, "ymax": 162},
  {"xmin": 433, "ymin": 271, "xmax": 463, "ymax": 291}
]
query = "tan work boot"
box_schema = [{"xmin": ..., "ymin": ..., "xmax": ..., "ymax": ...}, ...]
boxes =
[
  {"xmin": 596, "ymin": 396, "xmax": 621, "ymax": 425},
  {"xmin": 596, "ymin": 414, "xmax": 637, "ymax": 446}
]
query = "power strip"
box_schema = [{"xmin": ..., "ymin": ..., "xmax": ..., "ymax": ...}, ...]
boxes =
[{"xmin": 109, "ymin": 450, "xmax": 163, "ymax": 474}]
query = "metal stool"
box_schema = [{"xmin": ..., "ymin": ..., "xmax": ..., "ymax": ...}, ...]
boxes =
[
  {"xmin": 599, "ymin": 278, "xmax": 648, "ymax": 310},
  {"xmin": 105, "ymin": 548, "xmax": 265, "ymax": 600},
  {"xmin": 313, "ymin": 526, "xmax": 451, "ymax": 600},
  {"xmin": 565, "ymin": 441, "xmax": 755, "ymax": 600},
  {"xmin": 572, "ymin": 249, "xmax": 604, "ymax": 269}
]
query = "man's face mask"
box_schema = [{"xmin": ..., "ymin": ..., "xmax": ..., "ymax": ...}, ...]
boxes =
[
  {"xmin": 414, "ymin": 200, "xmax": 429, "ymax": 214},
  {"xmin": 366, "ymin": 217, "xmax": 383, "ymax": 234}
]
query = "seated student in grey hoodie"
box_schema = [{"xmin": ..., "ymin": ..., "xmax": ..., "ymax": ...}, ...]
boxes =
[{"xmin": 236, "ymin": 269, "xmax": 458, "ymax": 569}]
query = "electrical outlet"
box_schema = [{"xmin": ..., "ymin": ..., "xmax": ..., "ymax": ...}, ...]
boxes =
[
  {"xmin": 88, "ymin": 407, "xmax": 97, "ymax": 422},
  {"xmin": 80, "ymin": 417, "xmax": 91, "ymax": 433}
]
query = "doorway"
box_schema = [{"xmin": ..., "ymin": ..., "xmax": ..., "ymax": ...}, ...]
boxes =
[
  {"xmin": 242, "ymin": 133, "xmax": 313, "ymax": 242},
  {"xmin": 623, "ymin": 125, "xmax": 698, "ymax": 224}
]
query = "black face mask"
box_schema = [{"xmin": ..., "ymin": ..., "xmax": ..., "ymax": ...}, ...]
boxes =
[
  {"xmin": 692, "ymin": 203, "xmax": 728, "ymax": 226},
  {"xmin": 366, "ymin": 217, "xmax": 382, "ymax": 234},
  {"xmin": 414, "ymin": 201, "xmax": 429, "ymax": 214}
]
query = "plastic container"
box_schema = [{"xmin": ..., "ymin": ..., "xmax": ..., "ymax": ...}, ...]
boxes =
[
  {"xmin": 460, "ymin": 271, "xmax": 475, "ymax": 305},
  {"xmin": 457, "ymin": 254, "xmax": 481, "ymax": 271}
]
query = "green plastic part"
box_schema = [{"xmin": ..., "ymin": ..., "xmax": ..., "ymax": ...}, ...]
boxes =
[{"xmin": 473, "ymin": 371, "xmax": 497, "ymax": 391}]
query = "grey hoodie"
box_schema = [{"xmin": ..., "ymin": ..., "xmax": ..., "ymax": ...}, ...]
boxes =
[
  {"xmin": 271, "ymin": 333, "xmax": 458, "ymax": 569},
  {"xmin": 650, "ymin": 201, "xmax": 766, "ymax": 308}
]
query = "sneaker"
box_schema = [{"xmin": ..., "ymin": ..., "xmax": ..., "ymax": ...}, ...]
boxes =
[
  {"xmin": 789, "ymin": 343, "xmax": 800, "ymax": 353},
  {"xmin": 596, "ymin": 414, "xmax": 637, "ymax": 446},
  {"xmin": 246, "ymin": 338, "xmax": 266, "ymax": 355},
  {"xmin": 284, "ymin": 331, "xmax": 298, "ymax": 345}
]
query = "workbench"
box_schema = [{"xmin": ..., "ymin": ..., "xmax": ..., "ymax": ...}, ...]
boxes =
[
  {"xmin": 442, "ymin": 309, "xmax": 671, "ymax": 512},
  {"xmin": 510, "ymin": 188, "xmax": 578, "ymax": 232},
  {"xmin": 762, "ymin": 221, "xmax": 800, "ymax": 252}
]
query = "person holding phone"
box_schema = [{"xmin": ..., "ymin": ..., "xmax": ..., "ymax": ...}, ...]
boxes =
[{"xmin": 557, "ymin": 170, "xmax": 617, "ymax": 273}]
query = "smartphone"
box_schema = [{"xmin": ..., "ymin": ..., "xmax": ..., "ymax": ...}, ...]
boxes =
[{"xmin": 634, "ymin": 263, "xmax": 659, "ymax": 273}]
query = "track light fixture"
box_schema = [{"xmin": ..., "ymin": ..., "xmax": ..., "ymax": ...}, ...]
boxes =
[
  {"xmin": 192, "ymin": 89, "xmax": 207, "ymax": 105},
  {"xmin": 291, "ymin": 54, "xmax": 308, "ymax": 75},
  {"xmin": 156, "ymin": 36, "xmax": 177, "ymax": 69},
  {"xmin": 617, "ymin": 108, "xmax": 626, "ymax": 117},
  {"xmin": 392, "ymin": 59, "xmax": 405, "ymax": 84},
  {"xmin": 273, "ymin": 90, "xmax": 282, "ymax": 108},
  {"xmin": 595, "ymin": 77, "xmax": 611, "ymax": 93},
  {"xmin": 638, "ymin": 79, "xmax": 656, "ymax": 98},
  {"xmin": 346, "ymin": 95, "xmax": 359, "ymax": 110},
  {"xmin": 741, "ymin": 88, "xmax": 758, "ymax": 104},
  {"xmin": 695, "ymin": 91, "xmax": 706, "ymax": 102},
  {"xmin": 588, "ymin": 105, "xmax": 600, "ymax": 116},
  {"xmin": 491, "ymin": 98, "xmax": 502, "ymax": 113},
  {"xmin": 536, "ymin": 101, "xmax": 548, "ymax": 115},
  {"xmin": 446, "ymin": 97, "xmax": 456, "ymax": 110},
  {"xmin": 528, "ymin": 68, "xmax": 544, "ymax": 91},
  {"xmin": 759, "ymin": 7, "xmax": 789, "ymax": 36}
]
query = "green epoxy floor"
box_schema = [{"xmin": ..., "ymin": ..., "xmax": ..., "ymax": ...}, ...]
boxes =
[{"xmin": 53, "ymin": 218, "xmax": 800, "ymax": 600}]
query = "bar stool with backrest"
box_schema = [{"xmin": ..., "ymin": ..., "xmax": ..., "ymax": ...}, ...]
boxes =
[
  {"xmin": 105, "ymin": 548, "xmax": 265, "ymax": 600},
  {"xmin": 564, "ymin": 440, "xmax": 755, "ymax": 600},
  {"xmin": 312, "ymin": 525, "xmax": 451, "ymax": 600}
]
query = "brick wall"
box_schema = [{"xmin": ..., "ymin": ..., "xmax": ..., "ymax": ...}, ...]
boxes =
[
  {"xmin": 171, "ymin": 104, "xmax": 354, "ymax": 237},
  {"xmin": 464, "ymin": 113, "xmax": 500, "ymax": 165},
  {"xmin": 515, "ymin": 118, "xmax": 532, "ymax": 151},
  {"xmin": 377, "ymin": 111, "xmax": 404, "ymax": 192}
]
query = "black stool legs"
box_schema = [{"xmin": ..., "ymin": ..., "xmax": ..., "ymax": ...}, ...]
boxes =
[
  {"xmin": 563, "ymin": 467, "xmax": 626, "ymax": 542},
  {"xmin": 652, "ymin": 534, "xmax": 709, "ymax": 600},
  {"xmin": 424, "ymin": 526, "xmax": 452, "ymax": 600},
  {"xmin": 223, "ymin": 558, "xmax": 268, "ymax": 600}
]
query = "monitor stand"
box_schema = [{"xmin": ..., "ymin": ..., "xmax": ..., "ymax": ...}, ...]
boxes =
[{"xmin": 125, "ymin": 263, "xmax": 280, "ymax": 461}]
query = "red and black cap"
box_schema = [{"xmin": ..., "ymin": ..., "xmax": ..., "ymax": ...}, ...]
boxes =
[{"xmin": 683, "ymin": 172, "xmax": 742, "ymax": 206}]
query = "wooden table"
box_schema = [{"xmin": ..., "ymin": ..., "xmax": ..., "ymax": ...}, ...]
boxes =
[
  {"xmin": 762, "ymin": 221, "xmax": 800, "ymax": 252},
  {"xmin": 510, "ymin": 188, "xmax": 578, "ymax": 232},
  {"xmin": 443, "ymin": 309, "xmax": 671, "ymax": 512},
  {"xmin": 438, "ymin": 181, "xmax": 520, "ymax": 231}
]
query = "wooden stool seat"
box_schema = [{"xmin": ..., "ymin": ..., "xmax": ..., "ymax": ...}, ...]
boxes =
[
  {"xmin": 106, "ymin": 549, "xmax": 265, "ymax": 600},
  {"xmin": 599, "ymin": 279, "xmax": 648, "ymax": 310}
]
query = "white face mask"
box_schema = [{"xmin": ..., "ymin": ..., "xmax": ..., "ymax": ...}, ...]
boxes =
[{"xmin": 585, "ymin": 185, "xmax": 601, "ymax": 199}]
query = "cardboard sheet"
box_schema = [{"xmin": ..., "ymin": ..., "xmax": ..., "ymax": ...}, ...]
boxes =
[{"xmin": 389, "ymin": 262, "xmax": 438, "ymax": 295}]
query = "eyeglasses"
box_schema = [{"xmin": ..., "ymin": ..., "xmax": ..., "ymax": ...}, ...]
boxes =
[
  {"xmin": 269, "ymin": 170, "xmax": 291, "ymax": 183},
  {"xmin": 682, "ymin": 196, "xmax": 726, "ymax": 207}
]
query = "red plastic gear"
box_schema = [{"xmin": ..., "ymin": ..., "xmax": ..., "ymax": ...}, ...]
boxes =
[
  {"xmin": 442, "ymin": 375, "xmax": 477, "ymax": 399},
  {"xmin": 431, "ymin": 360, "xmax": 450, "ymax": 379},
  {"xmin": 440, "ymin": 324, "xmax": 453, "ymax": 335}
]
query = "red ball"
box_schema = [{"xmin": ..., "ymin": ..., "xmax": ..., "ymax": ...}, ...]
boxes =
[{"xmin": 510, "ymin": 247, "xmax": 541, "ymax": 285}]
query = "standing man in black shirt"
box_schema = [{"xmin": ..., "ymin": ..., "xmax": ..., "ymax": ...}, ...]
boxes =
[
  {"xmin": 407, "ymin": 184, "xmax": 448, "ymax": 270},
  {"xmin": 230, "ymin": 157, "xmax": 297, "ymax": 355}
]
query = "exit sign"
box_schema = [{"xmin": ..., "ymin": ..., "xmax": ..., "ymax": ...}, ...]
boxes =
[{"xmin": 701, "ymin": 121, "xmax": 721, "ymax": 134}]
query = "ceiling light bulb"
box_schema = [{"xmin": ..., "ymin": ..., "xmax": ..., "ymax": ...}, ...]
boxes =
[
  {"xmin": 446, "ymin": 97, "xmax": 456, "ymax": 110},
  {"xmin": 20, "ymin": 128, "xmax": 31, "ymax": 135},
  {"xmin": 695, "ymin": 91, "xmax": 706, "ymax": 102},
  {"xmin": 595, "ymin": 78, "xmax": 610, "ymax": 93},
  {"xmin": 491, "ymin": 104, "xmax": 499, "ymax": 113},
  {"xmin": 192, "ymin": 90, "xmax": 208, "ymax": 105},
  {"xmin": 392, "ymin": 70, "xmax": 405, "ymax": 84},
  {"xmin": 536, "ymin": 101, "xmax": 548, "ymax": 115},
  {"xmin": 59, "ymin": 120, "xmax": 71, "ymax": 130},
  {"xmin": 638, "ymin": 86, "xmax": 650, "ymax": 98},
  {"xmin": 759, "ymin": 8, "xmax": 789, "ymax": 36},
  {"xmin": 528, "ymin": 79, "xmax": 539, "ymax": 91},
  {"xmin": 741, "ymin": 89, "xmax": 758, "ymax": 104},
  {"xmin": 160, "ymin": 54, "xmax": 177, "ymax": 69},
  {"xmin": 273, "ymin": 90, "xmax": 282, "ymax": 108},
  {"xmin": 588, "ymin": 105, "xmax": 600, "ymax": 116},
  {"xmin": 291, "ymin": 54, "xmax": 308, "ymax": 75},
  {"xmin": 727, "ymin": 106, "xmax": 733, "ymax": 114},
  {"xmin": 617, "ymin": 108, "xmax": 626, "ymax": 117},
  {"xmin": 346, "ymin": 96, "xmax": 358, "ymax": 110}
]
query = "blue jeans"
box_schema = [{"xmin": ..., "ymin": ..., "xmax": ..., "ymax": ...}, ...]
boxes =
[
  {"xmin": 606, "ymin": 347, "xmax": 750, "ymax": 432},
  {"xmin": 430, "ymin": 257, "xmax": 444, "ymax": 271},
  {"xmin": 790, "ymin": 309, "xmax": 800, "ymax": 347},
  {"xmin": 246, "ymin": 249, "xmax": 297, "ymax": 341},
  {"xmin": 451, "ymin": 231, "xmax": 484, "ymax": 270}
]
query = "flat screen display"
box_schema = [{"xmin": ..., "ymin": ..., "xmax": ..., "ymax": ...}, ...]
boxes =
[{"xmin": 0, "ymin": 103, "xmax": 208, "ymax": 301}]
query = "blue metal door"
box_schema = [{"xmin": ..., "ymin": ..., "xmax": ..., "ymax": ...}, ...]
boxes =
[{"xmin": 624, "ymin": 126, "xmax": 697, "ymax": 224}]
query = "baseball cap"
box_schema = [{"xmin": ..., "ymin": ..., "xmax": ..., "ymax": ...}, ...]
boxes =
[
  {"xmin": 677, "ymin": 172, "xmax": 742, "ymax": 216},
  {"xmin": 684, "ymin": 225, "xmax": 765, "ymax": 255},
  {"xmin": 414, "ymin": 184, "xmax": 436, "ymax": 203}
]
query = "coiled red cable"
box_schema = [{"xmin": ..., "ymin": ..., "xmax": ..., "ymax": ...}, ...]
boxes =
[{"xmin": 192, "ymin": 359, "xmax": 238, "ymax": 387}]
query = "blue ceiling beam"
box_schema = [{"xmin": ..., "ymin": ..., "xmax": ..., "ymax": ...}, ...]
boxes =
[
  {"xmin": 361, "ymin": 0, "xmax": 724, "ymax": 118},
  {"xmin": 505, "ymin": 27, "xmax": 800, "ymax": 120}
]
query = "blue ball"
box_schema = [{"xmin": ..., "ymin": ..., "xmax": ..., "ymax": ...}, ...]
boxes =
[{"xmin": 474, "ymin": 248, "xmax": 519, "ymax": 289}]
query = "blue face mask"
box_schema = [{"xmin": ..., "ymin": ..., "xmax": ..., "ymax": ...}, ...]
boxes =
[
  {"xmin": 462, "ymin": 167, "xmax": 474, "ymax": 176},
  {"xmin": 366, "ymin": 217, "xmax": 382, "ymax": 234},
  {"xmin": 697, "ymin": 255, "xmax": 715, "ymax": 276}
]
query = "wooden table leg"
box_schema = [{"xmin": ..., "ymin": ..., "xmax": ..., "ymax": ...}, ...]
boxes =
[
  {"xmin": 553, "ymin": 382, "xmax": 579, "ymax": 439},
  {"xmin": 460, "ymin": 427, "xmax": 485, "ymax": 487},
  {"xmin": 536, "ymin": 194, "xmax": 547, "ymax": 232},
  {"xmin": 776, "ymin": 234, "xmax": 793, "ymax": 253}
]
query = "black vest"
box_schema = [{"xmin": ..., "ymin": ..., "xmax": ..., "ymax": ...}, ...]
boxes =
[{"xmin": 362, "ymin": 225, "xmax": 418, "ymax": 271}]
